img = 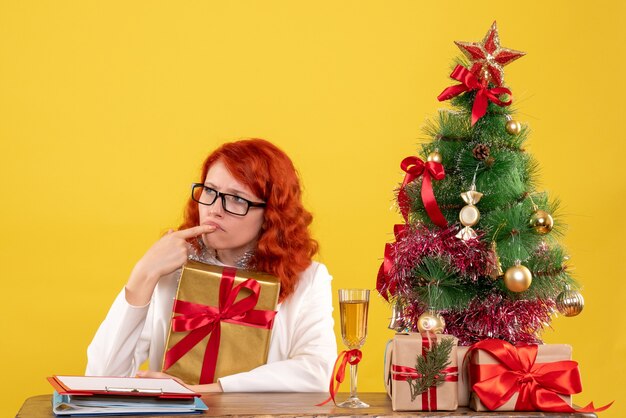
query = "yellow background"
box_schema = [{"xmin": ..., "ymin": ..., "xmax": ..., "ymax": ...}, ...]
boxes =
[{"xmin": 1, "ymin": 1, "xmax": 624, "ymax": 416}]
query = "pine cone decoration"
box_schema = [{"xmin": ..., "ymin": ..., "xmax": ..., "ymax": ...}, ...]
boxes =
[{"xmin": 472, "ymin": 144, "xmax": 490, "ymax": 160}]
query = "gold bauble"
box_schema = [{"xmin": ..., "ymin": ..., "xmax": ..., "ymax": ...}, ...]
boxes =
[
  {"xmin": 505, "ymin": 119, "xmax": 521, "ymax": 135},
  {"xmin": 416, "ymin": 310, "xmax": 445, "ymax": 334},
  {"xmin": 503, "ymin": 264, "xmax": 532, "ymax": 292},
  {"xmin": 529, "ymin": 209, "xmax": 554, "ymax": 234},
  {"xmin": 427, "ymin": 151, "xmax": 443, "ymax": 164},
  {"xmin": 556, "ymin": 287, "xmax": 584, "ymax": 317}
]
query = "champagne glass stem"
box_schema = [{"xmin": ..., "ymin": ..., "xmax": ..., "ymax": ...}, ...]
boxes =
[{"xmin": 350, "ymin": 362, "xmax": 358, "ymax": 399}]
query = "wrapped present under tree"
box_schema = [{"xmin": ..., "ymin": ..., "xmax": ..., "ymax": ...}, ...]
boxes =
[
  {"xmin": 468, "ymin": 339, "xmax": 611, "ymax": 413},
  {"xmin": 386, "ymin": 333, "xmax": 458, "ymax": 411}
]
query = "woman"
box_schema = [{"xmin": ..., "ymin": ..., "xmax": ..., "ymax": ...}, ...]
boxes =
[{"xmin": 86, "ymin": 138, "xmax": 337, "ymax": 393}]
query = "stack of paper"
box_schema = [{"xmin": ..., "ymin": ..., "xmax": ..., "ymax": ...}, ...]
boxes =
[{"xmin": 48, "ymin": 375, "xmax": 208, "ymax": 416}]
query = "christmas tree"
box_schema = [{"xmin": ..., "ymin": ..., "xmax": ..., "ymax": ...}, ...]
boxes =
[{"xmin": 377, "ymin": 22, "xmax": 584, "ymax": 345}]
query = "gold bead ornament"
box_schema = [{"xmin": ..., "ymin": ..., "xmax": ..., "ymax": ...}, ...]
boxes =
[
  {"xmin": 556, "ymin": 285, "xmax": 584, "ymax": 317},
  {"xmin": 529, "ymin": 207, "xmax": 554, "ymax": 234},
  {"xmin": 427, "ymin": 150, "xmax": 443, "ymax": 164},
  {"xmin": 505, "ymin": 115, "xmax": 521, "ymax": 135},
  {"xmin": 503, "ymin": 261, "xmax": 532, "ymax": 292},
  {"xmin": 416, "ymin": 310, "xmax": 446, "ymax": 334}
]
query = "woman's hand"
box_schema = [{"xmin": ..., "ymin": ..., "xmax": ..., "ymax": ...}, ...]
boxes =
[
  {"xmin": 136, "ymin": 370, "xmax": 223, "ymax": 393},
  {"xmin": 125, "ymin": 225, "xmax": 216, "ymax": 306}
]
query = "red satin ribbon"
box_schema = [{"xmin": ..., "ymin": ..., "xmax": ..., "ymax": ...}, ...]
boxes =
[
  {"xmin": 469, "ymin": 339, "xmax": 612, "ymax": 413},
  {"xmin": 162, "ymin": 267, "xmax": 277, "ymax": 384},
  {"xmin": 437, "ymin": 65, "xmax": 512, "ymax": 126},
  {"xmin": 316, "ymin": 349, "xmax": 362, "ymax": 406},
  {"xmin": 376, "ymin": 224, "xmax": 407, "ymax": 300},
  {"xmin": 377, "ymin": 155, "xmax": 447, "ymax": 301},
  {"xmin": 391, "ymin": 364, "xmax": 458, "ymax": 382},
  {"xmin": 398, "ymin": 156, "xmax": 447, "ymax": 227}
]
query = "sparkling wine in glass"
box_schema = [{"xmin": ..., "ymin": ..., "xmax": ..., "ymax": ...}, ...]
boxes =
[{"xmin": 337, "ymin": 289, "xmax": 369, "ymax": 408}]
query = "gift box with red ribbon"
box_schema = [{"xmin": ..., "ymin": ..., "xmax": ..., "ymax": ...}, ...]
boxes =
[
  {"xmin": 161, "ymin": 260, "xmax": 280, "ymax": 385},
  {"xmin": 468, "ymin": 339, "xmax": 611, "ymax": 413},
  {"xmin": 385, "ymin": 333, "xmax": 459, "ymax": 411},
  {"xmin": 386, "ymin": 339, "xmax": 471, "ymax": 406}
]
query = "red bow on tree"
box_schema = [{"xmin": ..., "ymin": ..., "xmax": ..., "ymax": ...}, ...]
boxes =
[
  {"xmin": 376, "ymin": 224, "xmax": 407, "ymax": 301},
  {"xmin": 437, "ymin": 65, "xmax": 512, "ymax": 126},
  {"xmin": 398, "ymin": 156, "xmax": 447, "ymax": 228},
  {"xmin": 377, "ymin": 157, "xmax": 447, "ymax": 301}
]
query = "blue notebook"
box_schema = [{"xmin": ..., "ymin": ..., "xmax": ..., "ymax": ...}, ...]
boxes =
[{"xmin": 52, "ymin": 391, "xmax": 208, "ymax": 416}]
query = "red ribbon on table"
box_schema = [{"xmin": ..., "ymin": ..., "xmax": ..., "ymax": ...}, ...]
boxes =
[
  {"xmin": 398, "ymin": 156, "xmax": 447, "ymax": 228},
  {"xmin": 376, "ymin": 224, "xmax": 407, "ymax": 301},
  {"xmin": 468, "ymin": 339, "xmax": 612, "ymax": 413},
  {"xmin": 316, "ymin": 349, "xmax": 362, "ymax": 406},
  {"xmin": 162, "ymin": 267, "xmax": 277, "ymax": 384},
  {"xmin": 437, "ymin": 65, "xmax": 512, "ymax": 126}
]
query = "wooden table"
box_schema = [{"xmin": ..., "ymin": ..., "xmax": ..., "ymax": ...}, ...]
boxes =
[{"xmin": 16, "ymin": 392, "xmax": 597, "ymax": 417}]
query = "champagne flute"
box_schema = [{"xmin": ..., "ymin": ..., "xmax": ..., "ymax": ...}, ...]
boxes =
[{"xmin": 337, "ymin": 289, "xmax": 370, "ymax": 408}]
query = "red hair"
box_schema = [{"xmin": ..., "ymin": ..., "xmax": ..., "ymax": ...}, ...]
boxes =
[{"xmin": 178, "ymin": 138, "xmax": 318, "ymax": 301}]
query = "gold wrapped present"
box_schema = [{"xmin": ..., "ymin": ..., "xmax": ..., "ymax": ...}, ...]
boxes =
[
  {"xmin": 162, "ymin": 260, "xmax": 280, "ymax": 385},
  {"xmin": 386, "ymin": 333, "xmax": 459, "ymax": 411}
]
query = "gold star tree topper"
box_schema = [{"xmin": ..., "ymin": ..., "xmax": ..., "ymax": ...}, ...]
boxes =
[{"xmin": 454, "ymin": 21, "xmax": 525, "ymax": 87}]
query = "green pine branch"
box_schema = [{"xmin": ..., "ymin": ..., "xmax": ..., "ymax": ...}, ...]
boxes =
[
  {"xmin": 407, "ymin": 337, "xmax": 455, "ymax": 401},
  {"xmin": 410, "ymin": 257, "xmax": 474, "ymax": 310}
]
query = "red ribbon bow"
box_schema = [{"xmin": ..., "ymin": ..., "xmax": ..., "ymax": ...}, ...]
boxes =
[
  {"xmin": 377, "ymin": 156, "xmax": 447, "ymax": 301},
  {"xmin": 398, "ymin": 156, "xmax": 448, "ymax": 228},
  {"xmin": 469, "ymin": 339, "xmax": 612, "ymax": 413},
  {"xmin": 437, "ymin": 65, "xmax": 512, "ymax": 126},
  {"xmin": 376, "ymin": 224, "xmax": 407, "ymax": 301},
  {"xmin": 163, "ymin": 267, "xmax": 277, "ymax": 384},
  {"xmin": 316, "ymin": 349, "xmax": 362, "ymax": 406}
]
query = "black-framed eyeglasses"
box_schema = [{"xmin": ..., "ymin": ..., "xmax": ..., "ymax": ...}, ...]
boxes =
[{"xmin": 191, "ymin": 183, "xmax": 266, "ymax": 216}]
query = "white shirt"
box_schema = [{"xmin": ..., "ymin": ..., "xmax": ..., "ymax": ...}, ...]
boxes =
[{"xmin": 86, "ymin": 262, "xmax": 337, "ymax": 392}]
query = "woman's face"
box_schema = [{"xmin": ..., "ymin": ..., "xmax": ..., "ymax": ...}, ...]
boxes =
[{"xmin": 198, "ymin": 160, "xmax": 265, "ymax": 257}]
